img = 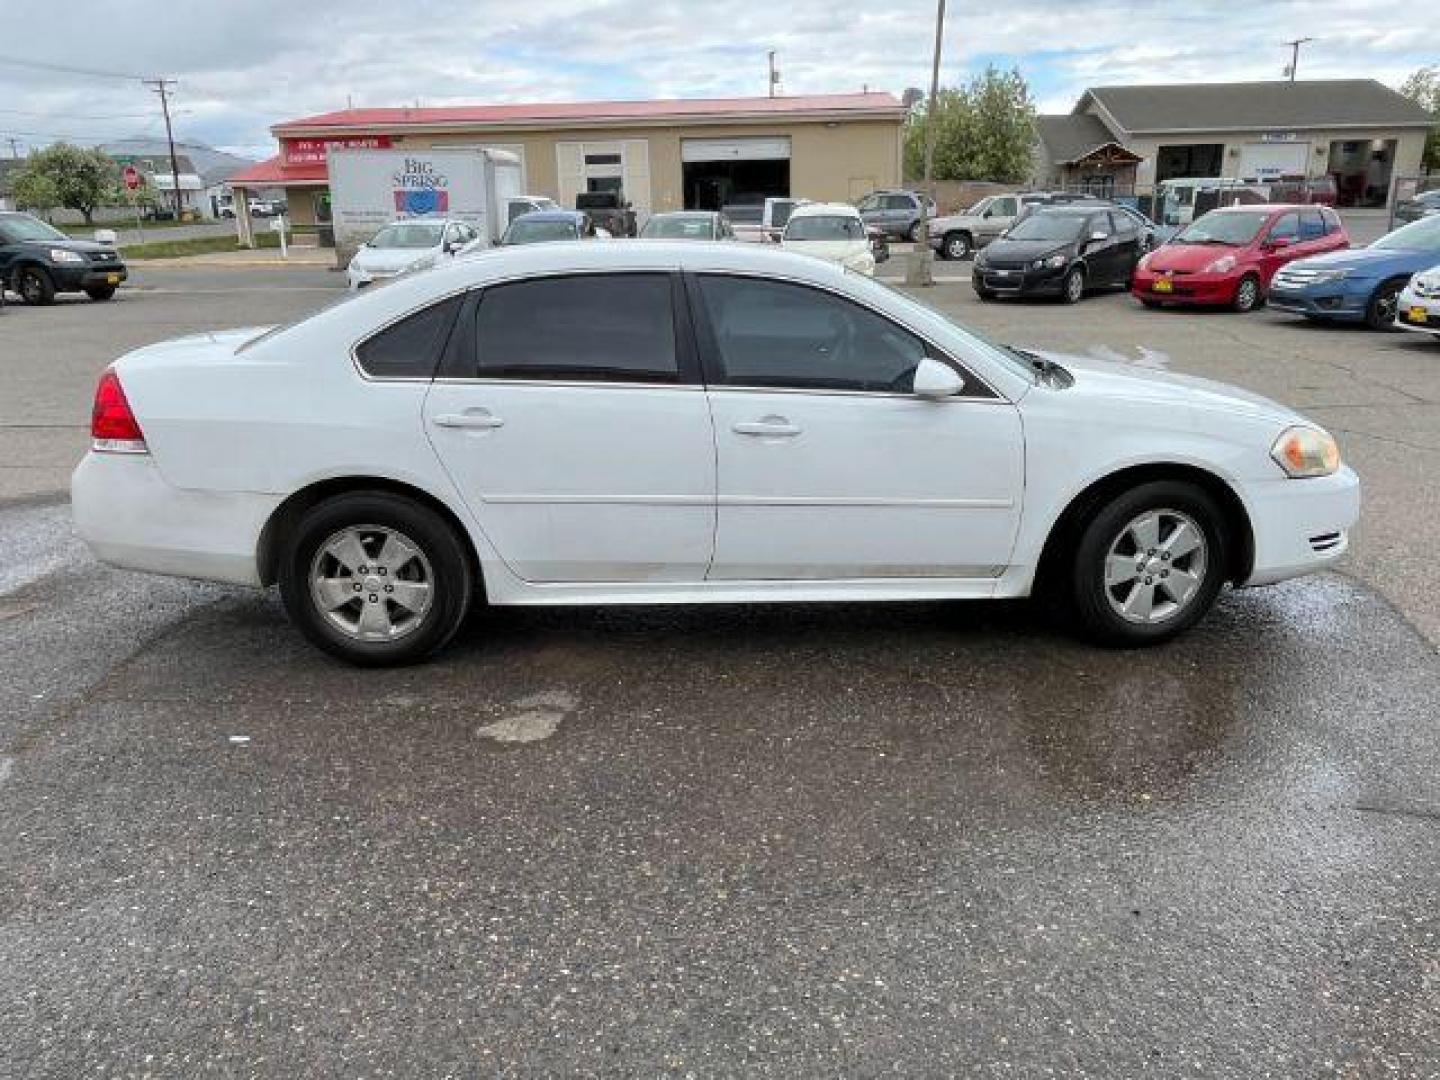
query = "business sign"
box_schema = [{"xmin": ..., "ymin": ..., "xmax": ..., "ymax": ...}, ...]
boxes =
[
  {"xmin": 391, "ymin": 156, "xmax": 449, "ymax": 215},
  {"xmin": 1260, "ymin": 132, "xmax": 1299, "ymax": 143},
  {"xmin": 283, "ymin": 136, "xmax": 393, "ymax": 166}
]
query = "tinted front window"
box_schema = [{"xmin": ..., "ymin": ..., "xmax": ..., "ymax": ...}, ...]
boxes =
[
  {"xmin": 785, "ymin": 215, "xmax": 865, "ymax": 241},
  {"xmin": 473, "ymin": 274, "xmax": 677, "ymax": 382},
  {"xmin": 1268, "ymin": 213, "xmax": 1300, "ymax": 242},
  {"xmin": 355, "ymin": 294, "xmax": 463, "ymax": 379},
  {"xmin": 1298, "ymin": 210, "xmax": 1325, "ymax": 241},
  {"xmin": 504, "ymin": 219, "xmax": 579, "ymax": 244},
  {"xmin": 1005, "ymin": 213, "xmax": 1087, "ymax": 242},
  {"xmin": 370, "ymin": 222, "xmax": 445, "ymax": 249},
  {"xmin": 697, "ymin": 275, "xmax": 927, "ymax": 393},
  {"xmin": 641, "ymin": 215, "xmax": 714, "ymax": 239},
  {"xmin": 1373, "ymin": 214, "xmax": 1440, "ymax": 252}
]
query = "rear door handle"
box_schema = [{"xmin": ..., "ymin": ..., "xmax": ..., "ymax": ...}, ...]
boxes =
[
  {"xmin": 733, "ymin": 418, "xmax": 801, "ymax": 437},
  {"xmin": 432, "ymin": 410, "xmax": 504, "ymax": 430}
]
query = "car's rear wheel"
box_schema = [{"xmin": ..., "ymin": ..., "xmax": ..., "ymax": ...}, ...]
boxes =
[
  {"xmin": 278, "ymin": 492, "xmax": 473, "ymax": 666},
  {"xmin": 1232, "ymin": 273, "xmax": 1261, "ymax": 313},
  {"xmin": 85, "ymin": 285, "xmax": 117, "ymax": 301},
  {"xmin": 1061, "ymin": 266, "xmax": 1085, "ymax": 304},
  {"xmin": 907, "ymin": 221, "xmax": 922, "ymax": 243},
  {"xmin": 942, "ymin": 232, "xmax": 972, "ymax": 260},
  {"xmin": 1365, "ymin": 278, "xmax": 1405, "ymax": 330},
  {"xmin": 1069, "ymin": 480, "xmax": 1228, "ymax": 646},
  {"xmin": 16, "ymin": 266, "xmax": 55, "ymax": 305}
]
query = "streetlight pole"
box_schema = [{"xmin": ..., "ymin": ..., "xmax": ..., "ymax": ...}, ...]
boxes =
[{"xmin": 905, "ymin": 0, "xmax": 946, "ymax": 287}]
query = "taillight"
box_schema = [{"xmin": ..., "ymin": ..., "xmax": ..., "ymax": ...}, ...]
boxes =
[{"xmin": 91, "ymin": 368, "xmax": 148, "ymax": 454}]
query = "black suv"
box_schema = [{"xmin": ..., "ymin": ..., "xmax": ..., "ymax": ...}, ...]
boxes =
[{"xmin": 0, "ymin": 211, "xmax": 128, "ymax": 305}]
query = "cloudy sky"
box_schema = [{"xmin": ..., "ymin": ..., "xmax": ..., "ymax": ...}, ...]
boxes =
[{"xmin": 1, "ymin": 0, "xmax": 1430, "ymax": 161}]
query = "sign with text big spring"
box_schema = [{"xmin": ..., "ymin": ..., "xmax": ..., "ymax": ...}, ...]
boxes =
[{"xmin": 326, "ymin": 148, "xmax": 522, "ymax": 251}]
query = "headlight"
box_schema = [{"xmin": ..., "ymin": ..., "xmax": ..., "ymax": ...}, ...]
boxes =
[
  {"xmin": 1309, "ymin": 269, "xmax": 1349, "ymax": 284},
  {"xmin": 50, "ymin": 249, "xmax": 85, "ymax": 264},
  {"xmin": 1031, "ymin": 253, "xmax": 1066, "ymax": 270},
  {"xmin": 1203, "ymin": 255, "xmax": 1237, "ymax": 274},
  {"xmin": 1271, "ymin": 425, "xmax": 1340, "ymax": 478},
  {"xmin": 406, "ymin": 255, "xmax": 437, "ymax": 273}
]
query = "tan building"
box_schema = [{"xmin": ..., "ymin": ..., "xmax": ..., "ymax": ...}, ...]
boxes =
[
  {"xmin": 230, "ymin": 92, "xmax": 906, "ymax": 236},
  {"xmin": 1032, "ymin": 79, "xmax": 1433, "ymax": 207}
]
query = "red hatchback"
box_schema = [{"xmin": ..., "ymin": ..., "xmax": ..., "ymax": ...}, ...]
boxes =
[{"xmin": 1132, "ymin": 204, "xmax": 1349, "ymax": 312}]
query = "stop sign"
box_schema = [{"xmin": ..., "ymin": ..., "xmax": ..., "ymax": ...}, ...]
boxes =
[{"xmin": 122, "ymin": 165, "xmax": 140, "ymax": 191}]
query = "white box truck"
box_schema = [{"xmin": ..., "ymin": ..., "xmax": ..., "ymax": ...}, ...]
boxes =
[{"xmin": 326, "ymin": 147, "xmax": 524, "ymax": 259}]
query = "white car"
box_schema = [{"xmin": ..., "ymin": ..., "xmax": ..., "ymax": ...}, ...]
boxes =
[
  {"xmin": 73, "ymin": 241, "xmax": 1360, "ymax": 666},
  {"xmin": 780, "ymin": 203, "xmax": 875, "ymax": 275},
  {"xmin": 345, "ymin": 218, "xmax": 480, "ymax": 288},
  {"xmin": 1396, "ymin": 264, "xmax": 1440, "ymax": 338}
]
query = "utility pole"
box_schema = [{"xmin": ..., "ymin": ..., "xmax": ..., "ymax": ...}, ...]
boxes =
[
  {"xmin": 905, "ymin": 0, "xmax": 946, "ymax": 287},
  {"xmin": 1283, "ymin": 38, "xmax": 1313, "ymax": 82},
  {"xmin": 5, "ymin": 137, "xmax": 20, "ymax": 159},
  {"xmin": 768, "ymin": 50, "xmax": 779, "ymax": 97},
  {"xmin": 143, "ymin": 77, "xmax": 183, "ymax": 217}
]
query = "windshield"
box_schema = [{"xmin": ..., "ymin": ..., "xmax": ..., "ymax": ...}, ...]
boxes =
[
  {"xmin": 504, "ymin": 218, "xmax": 578, "ymax": 244},
  {"xmin": 785, "ymin": 215, "xmax": 864, "ymax": 241},
  {"xmin": 641, "ymin": 215, "xmax": 714, "ymax": 239},
  {"xmin": 1174, "ymin": 211, "xmax": 1268, "ymax": 246},
  {"xmin": 369, "ymin": 222, "xmax": 445, "ymax": 249},
  {"xmin": 1005, "ymin": 213, "xmax": 1087, "ymax": 242},
  {"xmin": 0, "ymin": 214, "xmax": 68, "ymax": 242},
  {"xmin": 1373, "ymin": 214, "xmax": 1440, "ymax": 252}
]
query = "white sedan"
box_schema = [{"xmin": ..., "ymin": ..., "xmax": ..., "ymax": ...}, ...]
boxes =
[
  {"xmin": 345, "ymin": 218, "xmax": 481, "ymax": 288},
  {"xmin": 780, "ymin": 202, "xmax": 876, "ymax": 275},
  {"xmin": 73, "ymin": 241, "xmax": 1359, "ymax": 666},
  {"xmin": 1396, "ymin": 263, "xmax": 1440, "ymax": 338}
]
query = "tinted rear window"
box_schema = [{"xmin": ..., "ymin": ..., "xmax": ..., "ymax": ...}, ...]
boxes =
[{"xmin": 354, "ymin": 294, "xmax": 463, "ymax": 379}]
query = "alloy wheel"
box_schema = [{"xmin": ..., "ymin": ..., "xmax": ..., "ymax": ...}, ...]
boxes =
[
  {"xmin": 1102, "ymin": 509, "xmax": 1208, "ymax": 625},
  {"xmin": 308, "ymin": 524, "xmax": 434, "ymax": 642}
]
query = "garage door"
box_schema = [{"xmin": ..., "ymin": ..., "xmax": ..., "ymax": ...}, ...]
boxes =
[
  {"xmin": 1237, "ymin": 142, "xmax": 1309, "ymax": 181},
  {"xmin": 681, "ymin": 137, "xmax": 791, "ymax": 163}
]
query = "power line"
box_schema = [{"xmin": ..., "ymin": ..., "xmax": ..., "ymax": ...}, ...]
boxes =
[
  {"xmin": 0, "ymin": 107, "xmax": 159, "ymax": 121},
  {"xmin": 0, "ymin": 54, "xmax": 148, "ymax": 81}
]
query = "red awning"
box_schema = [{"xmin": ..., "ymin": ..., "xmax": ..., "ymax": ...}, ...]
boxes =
[{"xmin": 227, "ymin": 155, "xmax": 329, "ymax": 186}]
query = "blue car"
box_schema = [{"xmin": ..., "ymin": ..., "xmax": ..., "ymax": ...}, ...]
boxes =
[{"xmin": 1268, "ymin": 215, "xmax": 1440, "ymax": 329}]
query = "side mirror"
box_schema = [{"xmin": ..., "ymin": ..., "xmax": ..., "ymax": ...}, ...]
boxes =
[
  {"xmin": 1267, "ymin": 235, "xmax": 1295, "ymax": 250},
  {"xmin": 913, "ymin": 356, "xmax": 964, "ymax": 399}
]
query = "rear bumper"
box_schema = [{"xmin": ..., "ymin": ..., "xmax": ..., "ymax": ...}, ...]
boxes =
[
  {"xmin": 1131, "ymin": 270, "xmax": 1238, "ymax": 305},
  {"xmin": 1240, "ymin": 466, "xmax": 1362, "ymax": 588},
  {"xmin": 71, "ymin": 452, "xmax": 280, "ymax": 587}
]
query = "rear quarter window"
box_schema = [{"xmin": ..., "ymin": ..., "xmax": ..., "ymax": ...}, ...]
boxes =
[{"xmin": 354, "ymin": 294, "xmax": 464, "ymax": 379}]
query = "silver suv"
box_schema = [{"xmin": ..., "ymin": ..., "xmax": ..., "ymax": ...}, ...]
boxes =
[
  {"xmin": 856, "ymin": 190, "xmax": 936, "ymax": 242},
  {"xmin": 928, "ymin": 193, "xmax": 1030, "ymax": 261}
]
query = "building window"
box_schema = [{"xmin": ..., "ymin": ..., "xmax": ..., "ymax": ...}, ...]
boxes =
[{"xmin": 584, "ymin": 153, "xmax": 621, "ymax": 166}]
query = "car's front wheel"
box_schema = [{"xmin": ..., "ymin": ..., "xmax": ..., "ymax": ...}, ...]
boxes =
[
  {"xmin": 907, "ymin": 221, "xmax": 922, "ymax": 243},
  {"xmin": 941, "ymin": 232, "xmax": 972, "ymax": 260},
  {"xmin": 16, "ymin": 266, "xmax": 55, "ymax": 305},
  {"xmin": 85, "ymin": 285, "xmax": 117, "ymax": 301},
  {"xmin": 1232, "ymin": 273, "xmax": 1261, "ymax": 313},
  {"xmin": 1365, "ymin": 278, "xmax": 1406, "ymax": 330},
  {"xmin": 1060, "ymin": 266, "xmax": 1085, "ymax": 304},
  {"xmin": 278, "ymin": 491, "xmax": 474, "ymax": 666},
  {"xmin": 1069, "ymin": 480, "xmax": 1228, "ymax": 646}
]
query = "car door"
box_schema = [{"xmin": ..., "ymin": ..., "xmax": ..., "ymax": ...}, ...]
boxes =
[
  {"xmin": 1107, "ymin": 210, "xmax": 1142, "ymax": 282},
  {"xmin": 691, "ymin": 273, "xmax": 1024, "ymax": 581},
  {"xmin": 1258, "ymin": 211, "xmax": 1301, "ymax": 282},
  {"xmin": 422, "ymin": 272, "xmax": 716, "ymax": 583},
  {"xmin": 1077, "ymin": 212, "xmax": 1120, "ymax": 284}
]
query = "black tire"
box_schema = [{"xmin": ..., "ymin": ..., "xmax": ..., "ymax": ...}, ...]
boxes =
[
  {"xmin": 1232, "ymin": 273, "xmax": 1261, "ymax": 313},
  {"xmin": 973, "ymin": 286, "xmax": 996, "ymax": 301},
  {"xmin": 1068, "ymin": 480, "xmax": 1229, "ymax": 647},
  {"xmin": 1060, "ymin": 266, "xmax": 1085, "ymax": 304},
  {"xmin": 277, "ymin": 491, "xmax": 474, "ymax": 666},
  {"xmin": 1365, "ymin": 278, "xmax": 1405, "ymax": 330},
  {"xmin": 941, "ymin": 231, "xmax": 972, "ymax": 261},
  {"xmin": 16, "ymin": 265, "xmax": 55, "ymax": 306},
  {"xmin": 906, "ymin": 221, "xmax": 922, "ymax": 243},
  {"xmin": 85, "ymin": 285, "xmax": 117, "ymax": 301}
]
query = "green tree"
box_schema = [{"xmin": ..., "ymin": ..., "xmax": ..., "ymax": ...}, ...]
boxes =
[
  {"xmin": 11, "ymin": 169, "xmax": 60, "ymax": 216},
  {"xmin": 13, "ymin": 143, "xmax": 118, "ymax": 224},
  {"xmin": 1399, "ymin": 66, "xmax": 1439, "ymax": 172},
  {"xmin": 905, "ymin": 66, "xmax": 1036, "ymax": 183}
]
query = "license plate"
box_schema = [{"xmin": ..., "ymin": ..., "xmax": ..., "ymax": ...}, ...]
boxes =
[
  {"xmin": 1152, "ymin": 278, "xmax": 1173, "ymax": 293},
  {"xmin": 106, "ymin": 273, "xmax": 119, "ymax": 285},
  {"xmin": 1409, "ymin": 306, "xmax": 1429, "ymax": 324}
]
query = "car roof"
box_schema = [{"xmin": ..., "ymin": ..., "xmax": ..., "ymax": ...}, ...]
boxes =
[
  {"xmin": 1209, "ymin": 203, "xmax": 1306, "ymax": 214},
  {"xmin": 789, "ymin": 202, "xmax": 862, "ymax": 218}
]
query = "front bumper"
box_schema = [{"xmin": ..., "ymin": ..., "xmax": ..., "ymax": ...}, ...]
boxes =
[
  {"xmin": 1266, "ymin": 282, "xmax": 1368, "ymax": 321},
  {"xmin": 1240, "ymin": 466, "xmax": 1362, "ymax": 588},
  {"xmin": 972, "ymin": 264, "xmax": 1067, "ymax": 296},
  {"xmin": 51, "ymin": 264, "xmax": 128, "ymax": 290},
  {"xmin": 1131, "ymin": 269, "xmax": 1238, "ymax": 305},
  {"xmin": 71, "ymin": 452, "xmax": 281, "ymax": 587},
  {"xmin": 1396, "ymin": 285, "xmax": 1440, "ymax": 336},
  {"xmin": 346, "ymin": 263, "xmax": 408, "ymax": 289}
]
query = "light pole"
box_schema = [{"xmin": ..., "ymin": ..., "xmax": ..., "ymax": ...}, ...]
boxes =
[
  {"xmin": 905, "ymin": 0, "xmax": 946, "ymax": 287},
  {"xmin": 1283, "ymin": 37, "xmax": 1313, "ymax": 82}
]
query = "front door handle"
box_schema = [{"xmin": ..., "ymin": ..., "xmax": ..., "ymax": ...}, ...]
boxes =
[
  {"xmin": 432, "ymin": 410, "xmax": 504, "ymax": 430},
  {"xmin": 733, "ymin": 417, "xmax": 801, "ymax": 437}
]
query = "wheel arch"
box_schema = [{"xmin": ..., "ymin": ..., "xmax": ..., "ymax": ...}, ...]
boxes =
[
  {"xmin": 256, "ymin": 475, "xmax": 482, "ymax": 593},
  {"xmin": 1032, "ymin": 462, "xmax": 1255, "ymax": 595}
]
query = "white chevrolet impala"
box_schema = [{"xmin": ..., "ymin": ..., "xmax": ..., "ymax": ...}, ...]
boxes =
[{"xmin": 73, "ymin": 241, "xmax": 1360, "ymax": 665}]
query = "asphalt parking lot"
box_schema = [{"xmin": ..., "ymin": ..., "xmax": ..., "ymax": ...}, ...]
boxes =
[{"xmin": 3, "ymin": 264, "xmax": 1440, "ymax": 1075}]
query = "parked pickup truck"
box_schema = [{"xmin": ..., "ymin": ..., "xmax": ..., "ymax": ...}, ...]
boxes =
[{"xmin": 574, "ymin": 191, "xmax": 637, "ymax": 238}]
